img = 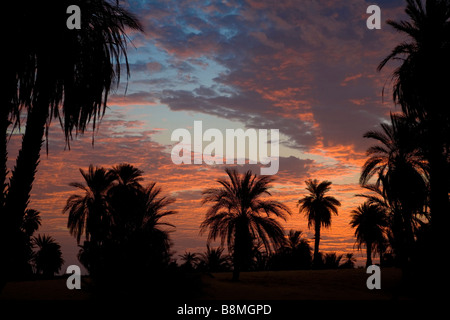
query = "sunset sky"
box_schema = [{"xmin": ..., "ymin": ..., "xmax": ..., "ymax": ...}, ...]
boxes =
[{"xmin": 8, "ymin": 0, "xmax": 408, "ymax": 272}]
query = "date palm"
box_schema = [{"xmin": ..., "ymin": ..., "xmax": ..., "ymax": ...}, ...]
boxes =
[
  {"xmin": 283, "ymin": 230, "xmax": 312, "ymax": 269},
  {"xmin": 32, "ymin": 234, "xmax": 64, "ymax": 278},
  {"xmin": 199, "ymin": 245, "xmax": 230, "ymax": 273},
  {"xmin": 350, "ymin": 202, "xmax": 387, "ymax": 267},
  {"xmin": 65, "ymin": 164, "xmax": 176, "ymax": 278},
  {"xmin": 360, "ymin": 113, "xmax": 428, "ymax": 214},
  {"xmin": 341, "ymin": 253, "xmax": 357, "ymax": 269},
  {"xmin": 64, "ymin": 165, "xmax": 115, "ymax": 245},
  {"xmin": 377, "ymin": 0, "xmax": 450, "ymax": 263},
  {"xmin": 297, "ymin": 179, "xmax": 341, "ymax": 268},
  {"xmin": 360, "ymin": 114, "xmax": 429, "ymax": 269},
  {"xmin": 200, "ymin": 168, "xmax": 291, "ymax": 281},
  {"xmin": 179, "ymin": 252, "xmax": 200, "ymax": 271},
  {"xmin": 1, "ymin": 0, "xmax": 142, "ymax": 281},
  {"xmin": 107, "ymin": 163, "xmax": 145, "ymax": 235}
]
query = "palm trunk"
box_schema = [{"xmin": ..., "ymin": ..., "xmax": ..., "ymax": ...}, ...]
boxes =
[
  {"xmin": 424, "ymin": 114, "xmax": 450, "ymax": 295},
  {"xmin": 428, "ymin": 147, "xmax": 450, "ymax": 256},
  {"xmin": 232, "ymin": 227, "xmax": 243, "ymax": 281},
  {"xmin": 313, "ymin": 222, "xmax": 321, "ymax": 268},
  {"xmin": 0, "ymin": 106, "xmax": 8, "ymax": 209},
  {"xmin": 3, "ymin": 93, "xmax": 48, "ymax": 280},
  {"xmin": 366, "ymin": 242, "xmax": 373, "ymax": 267},
  {"xmin": 232, "ymin": 259, "xmax": 240, "ymax": 281}
]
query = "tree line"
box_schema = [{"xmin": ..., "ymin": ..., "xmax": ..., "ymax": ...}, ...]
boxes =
[{"xmin": 1, "ymin": 0, "xmax": 449, "ymax": 297}]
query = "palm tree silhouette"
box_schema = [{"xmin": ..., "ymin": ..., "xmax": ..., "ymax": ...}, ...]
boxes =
[
  {"xmin": 360, "ymin": 114, "xmax": 428, "ymax": 214},
  {"xmin": 200, "ymin": 168, "xmax": 291, "ymax": 281},
  {"xmin": 18, "ymin": 209, "xmax": 43, "ymax": 276},
  {"xmin": 323, "ymin": 252, "xmax": 343, "ymax": 269},
  {"xmin": 340, "ymin": 253, "xmax": 356, "ymax": 269},
  {"xmin": 378, "ymin": 0, "xmax": 450, "ymax": 266},
  {"xmin": 179, "ymin": 252, "xmax": 200, "ymax": 271},
  {"xmin": 1, "ymin": 0, "xmax": 142, "ymax": 280},
  {"xmin": 285, "ymin": 230, "xmax": 312, "ymax": 269},
  {"xmin": 297, "ymin": 179, "xmax": 341, "ymax": 268},
  {"xmin": 129, "ymin": 182, "xmax": 177, "ymax": 270},
  {"xmin": 64, "ymin": 165, "xmax": 115, "ymax": 245},
  {"xmin": 64, "ymin": 164, "xmax": 176, "ymax": 279},
  {"xmin": 350, "ymin": 202, "xmax": 387, "ymax": 267},
  {"xmin": 21, "ymin": 209, "xmax": 42, "ymax": 239},
  {"xmin": 32, "ymin": 234, "xmax": 64, "ymax": 278},
  {"xmin": 360, "ymin": 114, "xmax": 428, "ymax": 269},
  {"xmin": 199, "ymin": 245, "xmax": 231, "ymax": 273}
]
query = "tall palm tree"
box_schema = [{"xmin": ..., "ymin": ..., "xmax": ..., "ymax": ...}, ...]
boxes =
[
  {"xmin": 360, "ymin": 113, "xmax": 428, "ymax": 215},
  {"xmin": 360, "ymin": 114, "xmax": 429, "ymax": 269},
  {"xmin": 297, "ymin": 179, "xmax": 341, "ymax": 268},
  {"xmin": 63, "ymin": 165, "xmax": 115, "ymax": 245},
  {"xmin": 200, "ymin": 168, "xmax": 291, "ymax": 281},
  {"xmin": 1, "ymin": 0, "xmax": 142, "ymax": 281},
  {"xmin": 377, "ymin": 0, "xmax": 450, "ymax": 263},
  {"xmin": 350, "ymin": 202, "xmax": 387, "ymax": 267},
  {"xmin": 32, "ymin": 234, "xmax": 64, "ymax": 278}
]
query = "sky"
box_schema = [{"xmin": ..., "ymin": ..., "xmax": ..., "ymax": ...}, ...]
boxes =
[{"xmin": 8, "ymin": 0, "xmax": 409, "ymax": 272}]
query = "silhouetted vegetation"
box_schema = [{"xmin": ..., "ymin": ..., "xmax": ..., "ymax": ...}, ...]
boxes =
[
  {"xmin": 200, "ymin": 168, "xmax": 292, "ymax": 280},
  {"xmin": 350, "ymin": 202, "xmax": 387, "ymax": 267},
  {"xmin": 2, "ymin": 0, "xmax": 450, "ymax": 301},
  {"xmin": 64, "ymin": 163, "xmax": 178, "ymax": 295},
  {"xmin": 32, "ymin": 234, "xmax": 64, "ymax": 278},
  {"xmin": 359, "ymin": 0, "xmax": 450, "ymax": 294},
  {"xmin": 1, "ymin": 0, "xmax": 142, "ymax": 284},
  {"xmin": 269, "ymin": 230, "xmax": 312, "ymax": 270},
  {"xmin": 297, "ymin": 179, "xmax": 341, "ymax": 268},
  {"xmin": 197, "ymin": 245, "xmax": 231, "ymax": 273}
]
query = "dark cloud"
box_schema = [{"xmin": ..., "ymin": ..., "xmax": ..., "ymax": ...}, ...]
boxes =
[{"xmin": 122, "ymin": 0, "xmax": 406, "ymax": 156}]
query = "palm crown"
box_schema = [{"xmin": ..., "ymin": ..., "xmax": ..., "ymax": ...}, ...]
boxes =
[{"xmin": 200, "ymin": 168, "xmax": 291, "ymax": 280}]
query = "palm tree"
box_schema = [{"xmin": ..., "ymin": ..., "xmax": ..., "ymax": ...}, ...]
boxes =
[
  {"xmin": 285, "ymin": 230, "xmax": 312, "ymax": 269},
  {"xmin": 350, "ymin": 202, "xmax": 387, "ymax": 267},
  {"xmin": 64, "ymin": 165, "xmax": 115, "ymax": 245},
  {"xmin": 200, "ymin": 168, "xmax": 291, "ymax": 281},
  {"xmin": 360, "ymin": 113, "xmax": 428, "ymax": 215},
  {"xmin": 64, "ymin": 165, "xmax": 177, "ymax": 276},
  {"xmin": 323, "ymin": 252, "xmax": 343, "ymax": 269},
  {"xmin": 107, "ymin": 163, "xmax": 145, "ymax": 236},
  {"xmin": 21, "ymin": 209, "xmax": 42, "ymax": 239},
  {"xmin": 32, "ymin": 234, "xmax": 64, "ymax": 278},
  {"xmin": 360, "ymin": 114, "xmax": 429, "ymax": 269},
  {"xmin": 199, "ymin": 245, "xmax": 230, "ymax": 273},
  {"xmin": 179, "ymin": 252, "xmax": 200, "ymax": 271},
  {"xmin": 340, "ymin": 253, "xmax": 356, "ymax": 269},
  {"xmin": 17, "ymin": 209, "xmax": 43, "ymax": 276},
  {"xmin": 377, "ymin": 0, "xmax": 450, "ymax": 264},
  {"xmin": 1, "ymin": 0, "xmax": 142, "ymax": 281},
  {"xmin": 297, "ymin": 179, "xmax": 341, "ymax": 268},
  {"xmin": 130, "ymin": 182, "xmax": 177, "ymax": 269}
]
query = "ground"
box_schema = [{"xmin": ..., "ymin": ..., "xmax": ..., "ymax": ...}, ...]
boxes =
[
  {"xmin": 199, "ymin": 268, "xmax": 405, "ymax": 300},
  {"xmin": 0, "ymin": 268, "xmax": 406, "ymax": 301}
]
